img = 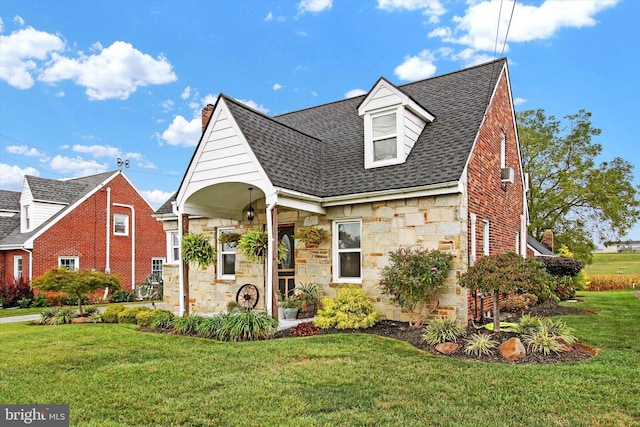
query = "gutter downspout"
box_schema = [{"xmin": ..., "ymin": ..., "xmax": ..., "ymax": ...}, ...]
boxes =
[
  {"xmin": 24, "ymin": 248, "xmax": 32, "ymax": 283},
  {"xmin": 113, "ymin": 203, "xmax": 135, "ymax": 290},
  {"xmin": 265, "ymin": 195, "xmax": 277, "ymax": 316},
  {"xmin": 104, "ymin": 187, "xmax": 111, "ymax": 300}
]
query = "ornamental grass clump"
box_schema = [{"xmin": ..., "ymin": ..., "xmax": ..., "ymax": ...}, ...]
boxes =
[
  {"xmin": 216, "ymin": 310, "xmax": 278, "ymax": 342},
  {"xmin": 422, "ymin": 318, "xmax": 465, "ymax": 345},
  {"xmin": 379, "ymin": 248, "xmax": 453, "ymax": 327},
  {"xmin": 314, "ymin": 286, "xmax": 381, "ymax": 329},
  {"xmin": 524, "ymin": 323, "xmax": 564, "ymax": 355},
  {"xmin": 464, "ymin": 333, "xmax": 499, "ymax": 357}
]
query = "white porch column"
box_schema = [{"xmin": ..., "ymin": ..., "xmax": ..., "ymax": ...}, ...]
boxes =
[{"xmin": 265, "ymin": 192, "xmax": 278, "ymax": 316}]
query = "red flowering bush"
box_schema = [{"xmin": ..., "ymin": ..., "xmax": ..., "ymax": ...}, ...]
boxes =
[{"xmin": 291, "ymin": 322, "xmax": 319, "ymax": 337}]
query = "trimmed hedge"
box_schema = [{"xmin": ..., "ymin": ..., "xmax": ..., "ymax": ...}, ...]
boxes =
[
  {"xmin": 536, "ymin": 257, "xmax": 584, "ymax": 278},
  {"xmin": 117, "ymin": 306, "xmax": 151, "ymax": 324},
  {"xmin": 102, "ymin": 304, "xmax": 126, "ymax": 323},
  {"xmin": 136, "ymin": 309, "xmax": 174, "ymax": 327}
]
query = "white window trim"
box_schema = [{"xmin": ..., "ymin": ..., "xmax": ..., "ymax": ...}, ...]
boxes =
[
  {"xmin": 332, "ymin": 219, "xmax": 362, "ymax": 283},
  {"xmin": 364, "ymin": 106, "xmax": 403, "ymax": 169},
  {"xmin": 515, "ymin": 232, "xmax": 520, "ymax": 255},
  {"xmin": 151, "ymin": 257, "xmax": 164, "ymax": 278},
  {"xmin": 23, "ymin": 205, "xmax": 31, "ymax": 231},
  {"xmin": 14, "ymin": 256, "xmax": 23, "ymax": 280},
  {"xmin": 218, "ymin": 228, "xmax": 236, "ymax": 280},
  {"xmin": 113, "ymin": 214, "xmax": 129, "ymax": 236},
  {"xmin": 59, "ymin": 256, "xmax": 79, "ymax": 271},
  {"xmin": 482, "ymin": 220, "xmax": 490, "ymax": 256},
  {"xmin": 500, "ymin": 133, "xmax": 506, "ymax": 169},
  {"xmin": 167, "ymin": 231, "xmax": 180, "ymax": 264}
]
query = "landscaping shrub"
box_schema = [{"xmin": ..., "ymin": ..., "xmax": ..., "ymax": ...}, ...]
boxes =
[
  {"xmin": 50, "ymin": 307, "xmax": 76, "ymax": 325},
  {"xmin": 587, "ymin": 274, "xmax": 639, "ymax": 291},
  {"xmin": 150, "ymin": 311, "xmax": 175, "ymax": 330},
  {"xmin": 379, "ymin": 248, "xmax": 453, "ymax": 327},
  {"xmin": 536, "ymin": 256, "xmax": 584, "ymax": 278},
  {"xmin": 64, "ymin": 294, "xmax": 89, "ymax": 307},
  {"xmin": 195, "ymin": 315, "xmax": 227, "ymax": 338},
  {"xmin": 136, "ymin": 309, "xmax": 174, "ymax": 327},
  {"xmin": 291, "ymin": 321, "xmax": 320, "ymax": 337},
  {"xmin": 34, "ymin": 307, "xmax": 59, "ymax": 325},
  {"xmin": 422, "ymin": 318, "xmax": 465, "ymax": 345},
  {"xmin": 109, "ymin": 289, "xmax": 135, "ymax": 303},
  {"xmin": 18, "ymin": 297, "xmax": 32, "ymax": 308},
  {"xmin": 117, "ymin": 306, "xmax": 150, "ymax": 324},
  {"xmin": 553, "ymin": 276, "xmax": 577, "ymax": 301},
  {"xmin": 524, "ymin": 324, "xmax": 564, "ymax": 355},
  {"xmin": 172, "ymin": 313, "xmax": 206, "ymax": 335},
  {"xmin": 31, "ymin": 294, "xmax": 51, "ymax": 308},
  {"xmin": 0, "ymin": 277, "xmax": 34, "ymax": 308},
  {"xmin": 314, "ymin": 286, "xmax": 381, "ymax": 329},
  {"xmin": 102, "ymin": 304, "xmax": 126, "ymax": 323}
]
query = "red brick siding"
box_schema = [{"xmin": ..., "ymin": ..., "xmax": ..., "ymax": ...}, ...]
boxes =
[
  {"xmin": 29, "ymin": 174, "xmax": 165, "ymax": 290},
  {"xmin": 466, "ymin": 67, "xmax": 524, "ymax": 321},
  {"xmin": 0, "ymin": 249, "xmax": 29, "ymax": 284}
]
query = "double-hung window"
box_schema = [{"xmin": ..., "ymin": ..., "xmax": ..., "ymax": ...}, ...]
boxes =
[
  {"xmin": 168, "ymin": 232, "xmax": 180, "ymax": 264},
  {"xmin": 218, "ymin": 228, "xmax": 236, "ymax": 280},
  {"xmin": 372, "ymin": 111, "xmax": 398, "ymax": 162},
  {"xmin": 14, "ymin": 256, "xmax": 22, "ymax": 280},
  {"xmin": 333, "ymin": 220, "xmax": 362, "ymax": 282},
  {"xmin": 113, "ymin": 214, "xmax": 129, "ymax": 236}
]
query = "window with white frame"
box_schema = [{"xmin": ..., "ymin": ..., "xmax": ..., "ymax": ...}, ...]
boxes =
[
  {"xmin": 59, "ymin": 256, "xmax": 79, "ymax": 271},
  {"xmin": 470, "ymin": 213, "xmax": 477, "ymax": 266},
  {"xmin": 14, "ymin": 256, "xmax": 22, "ymax": 280},
  {"xmin": 515, "ymin": 232, "xmax": 520, "ymax": 255},
  {"xmin": 218, "ymin": 228, "xmax": 236, "ymax": 279},
  {"xmin": 372, "ymin": 111, "xmax": 398, "ymax": 162},
  {"xmin": 23, "ymin": 205, "xmax": 31, "ymax": 230},
  {"xmin": 482, "ymin": 220, "xmax": 490, "ymax": 256},
  {"xmin": 500, "ymin": 133, "xmax": 506, "ymax": 169},
  {"xmin": 333, "ymin": 220, "xmax": 362, "ymax": 282},
  {"xmin": 152, "ymin": 258, "xmax": 164, "ymax": 278},
  {"xmin": 113, "ymin": 214, "xmax": 129, "ymax": 236},
  {"xmin": 167, "ymin": 231, "xmax": 180, "ymax": 264}
]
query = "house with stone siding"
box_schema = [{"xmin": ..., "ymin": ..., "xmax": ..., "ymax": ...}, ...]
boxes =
[
  {"xmin": 0, "ymin": 171, "xmax": 166, "ymax": 290},
  {"xmin": 155, "ymin": 58, "xmax": 529, "ymax": 324}
]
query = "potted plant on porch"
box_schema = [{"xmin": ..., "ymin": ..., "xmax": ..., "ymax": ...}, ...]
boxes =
[
  {"xmin": 238, "ymin": 229, "xmax": 288, "ymax": 262},
  {"xmin": 280, "ymin": 297, "xmax": 299, "ymax": 320}
]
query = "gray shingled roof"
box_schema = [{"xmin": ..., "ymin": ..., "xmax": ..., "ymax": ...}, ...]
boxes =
[
  {"xmin": 224, "ymin": 59, "xmax": 506, "ymax": 198},
  {"xmin": 0, "ymin": 171, "xmax": 117, "ymax": 247},
  {"xmin": 527, "ymin": 235, "xmax": 555, "ymax": 257},
  {"xmin": 0, "ymin": 190, "xmax": 20, "ymax": 212},
  {"xmin": 154, "ymin": 192, "xmax": 176, "ymax": 216}
]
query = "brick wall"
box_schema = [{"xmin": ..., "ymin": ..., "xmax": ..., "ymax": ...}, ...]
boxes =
[
  {"xmin": 29, "ymin": 174, "xmax": 166, "ymax": 290},
  {"xmin": 466, "ymin": 66, "xmax": 525, "ymax": 321}
]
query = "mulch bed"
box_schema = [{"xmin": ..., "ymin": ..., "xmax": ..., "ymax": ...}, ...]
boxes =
[{"xmin": 276, "ymin": 302, "xmax": 598, "ymax": 365}]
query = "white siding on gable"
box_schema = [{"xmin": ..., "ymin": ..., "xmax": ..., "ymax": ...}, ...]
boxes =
[
  {"xmin": 180, "ymin": 100, "xmax": 270, "ymax": 203},
  {"xmin": 366, "ymin": 85, "xmax": 402, "ymax": 112},
  {"xmin": 402, "ymin": 109, "xmax": 427, "ymax": 161},
  {"xmin": 31, "ymin": 201, "xmax": 65, "ymax": 230}
]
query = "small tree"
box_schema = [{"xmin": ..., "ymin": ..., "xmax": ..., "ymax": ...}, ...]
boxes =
[
  {"xmin": 459, "ymin": 252, "xmax": 552, "ymax": 332},
  {"xmin": 379, "ymin": 248, "xmax": 453, "ymax": 327},
  {"xmin": 32, "ymin": 267, "xmax": 121, "ymax": 314}
]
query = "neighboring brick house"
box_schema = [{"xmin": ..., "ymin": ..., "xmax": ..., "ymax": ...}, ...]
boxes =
[
  {"xmin": 156, "ymin": 59, "xmax": 529, "ymax": 324},
  {"xmin": 0, "ymin": 170, "xmax": 166, "ymax": 290}
]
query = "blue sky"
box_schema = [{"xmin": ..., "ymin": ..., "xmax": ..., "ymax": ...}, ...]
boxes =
[{"xmin": 1, "ymin": 0, "xmax": 638, "ymax": 243}]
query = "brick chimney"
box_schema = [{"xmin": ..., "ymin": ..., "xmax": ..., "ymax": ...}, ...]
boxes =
[
  {"xmin": 542, "ymin": 229, "xmax": 554, "ymax": 252},
  {"xmin": 202, "ymin": 104, "xmax": 214, "ymax": 132}
]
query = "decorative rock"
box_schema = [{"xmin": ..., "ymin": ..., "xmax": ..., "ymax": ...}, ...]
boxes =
[
  {"xmin": 71, "ymin": 317, "xmax": 92, "ymax": 324},
  {"xmin": 435, "ymin": 342, "xmax": 459, "ymax": 355},
  {"xmin": 499, "ymin": 337, "xmax": 526, "ymax": 362}
]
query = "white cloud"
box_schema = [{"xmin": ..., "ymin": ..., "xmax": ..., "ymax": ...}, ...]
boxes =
[
  {"xmin": 136, "ymin": 160, "xmax": 157, "ymax": 169},
  {"xmin": 0, "ymin": 26, "xmax": 65, "ymax": 89},
  {"xmin": 265, "ymin": 12, "xmax": 273, "ymax": 21},
  {"xmin": 161, "ymin": 99, "xmax": 175, "ymax": 112},
  {"xmin": 54, "ymin": 91, "xmax": 64, "ymax": 97},
  {"xmin": 48, "ymin": 155, "xmax": 108, "ymax": 177},
  {"xmin": 14, "ymin": 16, "xmax": 25, "ymax": 26},
  {"xmin": 265, "ymin": 11, "xmax": 286, "ymax": 22},
  {"xmin": 298, "ymin": 0, "xmax": 332, "ymax": 14},
  {"xmin": 451, "ymin": 48, "xmax": 494, "ymax": 67},
  {"xmin": 513, "ymin": 97, "xmax": 526, "ymax": 106},
  {"xmin": 430, "ymin": 0, "xmax": 619, "ymax": 52},
  {"xmin": 345, "ymin": 88, "xmax": 366, "ymax": 98},
  {"xmin": 141, "ymin": 189, "xmax": 174, "ymax": 210},
  {"xmin": 159, "ymin": 115, "xmax": 202, "ymax": 147},
  {"xmin": 273, "ymin": 83, "xmax": 283, "ymax": 91},
  {"xmin": 180, "ymin": 86, "xmax": 191, "ymax": 100},
  {"xmin": 394, "ymin": 49, "xmax": 437, "ymax": 81},
  {"xmin": 377, "ymin": 0, "xmax": 446, "ymax": 23},
  {"xmin": 6, "ymin": 145, "xmax": 44, "ymax": 157},
  {"xmin": 38, "ymin": 41, "xmax": 178, "ymax": 100},
  {"xmin": 237, "ymin": 99, "xmax": 269, "ymax": 114},
  {"xmin": 0, "ymin": 163, "xmax": 39, "ymax": 188},
  {"xmin": 71, "ymin": 144, "xmax": 121, "ymax": 158}
]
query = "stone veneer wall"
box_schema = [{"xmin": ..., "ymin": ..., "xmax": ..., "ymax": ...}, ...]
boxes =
[{"xmin": 163, "ymin": 192, "xmax": 469, "ymax": 323}]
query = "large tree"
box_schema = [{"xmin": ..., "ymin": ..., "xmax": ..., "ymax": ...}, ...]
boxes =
[{"xmin": 517, "ymin": 109, "xmax": 640, "ymax": 262}]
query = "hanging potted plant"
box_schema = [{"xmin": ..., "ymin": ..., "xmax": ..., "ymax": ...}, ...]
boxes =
[
  {"xmin": 238, "ymin": 229, "xmax": 288, "ymax": 262},
  {"xmin": 181, "ymin": 232, "xmax": 216, "ymax": 269},
  {"xmin": 219, "ymin": 231, "xmax": 242, "ymax": 246},
  {"xmin": 293, "ymin": 226, "xmax": 328, "ymax": 245}
]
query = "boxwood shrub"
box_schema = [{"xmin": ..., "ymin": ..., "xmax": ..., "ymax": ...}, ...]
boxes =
[
  {"xmin": 136, "ymin": 309, "xmax": 174, "ymax": 327},
  {"xmin": 117, "ymin": 306, "xmax": 151, "ymax": 324},
  {"xmin": 102, "ymin": 304, "xmax": 126, "ymax": 323}
]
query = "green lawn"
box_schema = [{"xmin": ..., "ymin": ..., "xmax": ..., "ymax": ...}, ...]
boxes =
[
  {"xmin": 0, "ymin": 291, "xmax": 638, "ymax": 427},
  {"xmin": 587, "ymin": 252, "xmax": 640, "ymax": 274}
]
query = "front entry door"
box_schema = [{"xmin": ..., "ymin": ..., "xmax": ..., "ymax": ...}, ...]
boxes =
[{"xmin": 278, "ymin": 225, "xmax": 295, "ymax": 298}]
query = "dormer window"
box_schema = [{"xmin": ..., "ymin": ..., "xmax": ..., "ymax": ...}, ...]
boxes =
[
  {"xmin": 372, "ymin": 111, "xmax": 398, "ymax": 162},
  {"xmin": 358, "ymin": 78, "xmax": 435, "ymax": 170}
]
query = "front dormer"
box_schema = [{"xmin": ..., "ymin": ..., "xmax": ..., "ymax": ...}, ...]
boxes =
[{"xmin": 358, "ymin": 78, "xmax": 435, "ymax": 169}]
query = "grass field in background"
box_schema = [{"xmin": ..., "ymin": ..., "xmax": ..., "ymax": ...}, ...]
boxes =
[
  {"xmin": 0, "ymin": 291, "xmax": 638, "ymax": 427},
  {"xmin": 587, "ymin": 252, "xmax": 640, "ymax": 274}
]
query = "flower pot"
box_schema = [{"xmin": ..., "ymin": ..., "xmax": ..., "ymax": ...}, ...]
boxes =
[
  {"xmin": 283, "ymin": 308, "xmax": 298, "ymax": 320},
  {"xmin": 278, "ymin": 307, "xmax": 285, "ymax": 320}
]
